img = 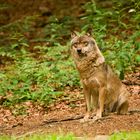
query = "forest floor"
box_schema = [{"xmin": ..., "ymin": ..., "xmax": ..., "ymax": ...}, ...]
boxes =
[{"xmin": 0, "ymin": 71, "xmax": 140, "ymax": 137}]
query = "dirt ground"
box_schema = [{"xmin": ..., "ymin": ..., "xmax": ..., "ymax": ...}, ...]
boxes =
[{"xmin": 0, "ymin": 71, "xmax": 140, "ymax": 137}]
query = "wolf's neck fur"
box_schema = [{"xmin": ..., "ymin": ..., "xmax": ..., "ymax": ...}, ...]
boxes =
[{"xmin": 75, "ymin": 52, "xmax": 105, "ymax": 79}]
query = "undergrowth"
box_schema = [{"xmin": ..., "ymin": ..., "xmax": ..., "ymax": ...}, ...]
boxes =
[
  {"xmin": 0, "ymin": 131, "xmax": 140, "ymax": 140},
  {"xmin": 109, "ymin": 131, "xmax": 140, "ymax": 140},
  {"xmin": 0, "ymin": 0, "xmax": 140, "ymax": 109},
  {"xmin": 0, "ymin": 133, "xmax": 75, "ymax": 140},
  {"xmin": 0, "ymin": 43, "xmax": 79, "ymax": 107}
]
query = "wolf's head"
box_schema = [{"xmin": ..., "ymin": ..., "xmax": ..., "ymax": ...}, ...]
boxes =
[
  {"xmin": 70, "ymin": 31, "xmax": 105, "ymax": 66},
  {"xmin": 70, "ymin": 31, "xmax": 99, "ymax": 60}
]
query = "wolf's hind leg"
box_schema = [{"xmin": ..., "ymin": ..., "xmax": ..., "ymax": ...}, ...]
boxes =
[
  {"xmin": 117, "ymin": 91, "xmax": 129, "ymax": 115},
  {"xmin": 117, "ymin": 100, "xmax": 128, "ymax": 115}
]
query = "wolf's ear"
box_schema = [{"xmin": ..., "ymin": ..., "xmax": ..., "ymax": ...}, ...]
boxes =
[
  {"xmin": 85, "ymin": 27, "xmax": 93, "ymax": 37},
  {"xmin": 71, "ymin": 31, "xmax": 77, "ymax": 39}
]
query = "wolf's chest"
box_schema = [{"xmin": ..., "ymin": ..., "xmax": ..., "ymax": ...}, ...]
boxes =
[{"xmin": 76, "ymin": 60, "xmax": 97, "ymax": 79}]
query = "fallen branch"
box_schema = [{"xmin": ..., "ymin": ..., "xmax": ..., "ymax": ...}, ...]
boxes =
[
  {"xmin": 129, "ymin": 109, "xmax": 140, "ymax": 114},
  {"xmin": 43, "ymin": 115, "xmax": 84, "ymax": 124}
]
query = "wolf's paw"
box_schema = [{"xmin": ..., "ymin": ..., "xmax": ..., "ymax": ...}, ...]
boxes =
[
  {"xmin": 80, "ymin": 115, "xmax": 90, "ymax": 123},
  {"xmin": 92, "ymin": 116, "xmax": 101, "ymax": 122},
  {"xmin": 80, "ymin": 118, "xmax": 89, "ymax": 123}
]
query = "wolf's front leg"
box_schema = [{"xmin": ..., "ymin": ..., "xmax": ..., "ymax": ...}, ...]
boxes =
[
  {"xmin": 93, "ymin": 87, "xmax": 107, "ymax": 122},
  {"xmin": 80, "ymin": 88, "xmax": 91, "ymax": 123}
]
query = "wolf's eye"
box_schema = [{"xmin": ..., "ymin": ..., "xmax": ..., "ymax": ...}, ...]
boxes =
[
  {"xmin": 84, "ymin": 42, "xmax": 88, "ymax": 46},
  {"xmin": 73, "ymin": 43, "xmax": 78, "ymax": 48}
]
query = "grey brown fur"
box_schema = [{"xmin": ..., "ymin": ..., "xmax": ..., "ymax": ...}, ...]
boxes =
[{"xmin": 70, "ymin": 32, "xmax": 129, "ymax": 122}]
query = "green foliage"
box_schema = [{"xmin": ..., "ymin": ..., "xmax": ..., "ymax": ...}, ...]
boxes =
[
  {"xmin": 31, "ymin": 134, "xmax": 75, "ymax": 140},
  {"xmin": 42, "ymin": 16, "xmax": 78, "ymax": 45},
  {"xmin": 0, "ymin": 134, "xmax": 75, "ymax": 140},
  {"xmin": 0, "ymin": 43, "xmax": 79, "ymax": 106},
  {"xmin": 1, "ymin": 131, "xmax": 140, "ymax": 140},
  {"xmin": 0, "ymin": 0, "xmax": 140, "ymax": 108},
  {"xmin": 103, "ymin": 31, "xmax": 140, "ymax": 79},
  {"xmin": 109, "ymin": 131, "xmax": 140, "ymax": 140}
]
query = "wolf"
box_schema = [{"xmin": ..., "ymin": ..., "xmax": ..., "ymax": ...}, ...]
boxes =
[{"xmin": 70, "ymin": 31, "xmax": 129, "ymax": 122}]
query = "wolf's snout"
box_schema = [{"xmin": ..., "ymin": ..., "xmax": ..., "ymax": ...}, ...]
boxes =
[{"xmin": 77, "ymin": 48, "xmax": 82, "ymax": 53}]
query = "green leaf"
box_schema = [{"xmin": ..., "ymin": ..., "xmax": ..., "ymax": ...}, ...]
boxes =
[{"xmin": 135, "ymin": 55, "xmax": 140, "ymax": 62}]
